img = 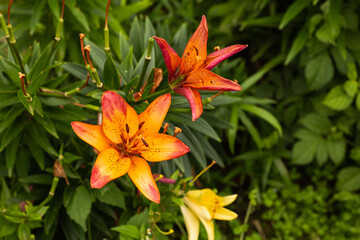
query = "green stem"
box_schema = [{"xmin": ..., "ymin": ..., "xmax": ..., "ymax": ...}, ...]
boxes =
[
  {"xmin": 104, "ymin": 27, "xmax": 110, "ymax": 56},
  {"xmin": 135, "ymin": 87, "xmax": 173, "ymax": 104},
  {"xmin": 55, "ymin": 18, "xmax": 63, "ymax": 41},
  {"xmin": 239, "ymin": 201, "xmax": 252, "ymax": 240},
  {"xmin": 37, "ymin": 177, "xmax": 59, "ymax": 209},
  {"xmin": 135, "ymin": 37, "xmax": 154, "ymax": 92}
]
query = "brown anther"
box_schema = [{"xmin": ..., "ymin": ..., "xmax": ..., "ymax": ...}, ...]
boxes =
[
  {"xmin": 138, "ymin": 121, "xmax": 145, "ymax": 130},
  {"xmin": 125, "ymin": 123, "xmax": 130, "ymax": 133},
  {"xmin": 162, "ymin": 123, "xmax": 169, "ymax": 134},
  {"xmin": 18, "ymin": 72, "xmax": 27, "ymax": 96},
  {"xmin": 79, "ymin": 33, "xmax": 85, "ymax": 40},
  {"xmin": 84, "ymin": 45, "xmax": 91, "ymax": 52},
  {"xmin": 214, "ymin": 46, "xmax": 220, "ymax": 51},
  {"xmin": 133, "ymin": 92, "xmax": 142, "ymax": 101},
  {"xmin": 141, "ymin": 138, "xmax": 149, "ymax": 147},
  {"xmin": 79, "ymin": 33, "xmax": 88, "ymax": 65},
  {"xmin": 18, "ymin": 72, "xmax": 25, "ymax": 79},
  {"xmin": 173, "ymin": 127, "xmax": 182, "ymax": 137}
]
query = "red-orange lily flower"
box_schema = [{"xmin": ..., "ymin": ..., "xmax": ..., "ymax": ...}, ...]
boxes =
[
  {"xmin": 153, "ymin": 15, "xmax": 247, "ymax": 121},
  {"xmin": 71, "ymin": 91, "xmax": 190, "ymax": 203}
]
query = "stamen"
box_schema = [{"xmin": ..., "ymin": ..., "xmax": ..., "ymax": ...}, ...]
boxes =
[
  {"xmin": 173, "ymin": 127, "xmax": 182, "ymax": 137},
  {"xmin": 126, "ymin": 123, "xmax": 130, "ymax": 133},
  {"xmin": 79, "ymin": 73, "xmax": 90, "ymax": 90},
  {"xmin": 60, "ymin": 0, "xmax": 65, "ymax": 20},
  {"xmin": 141, "ymin": 138, "xmax": 149, "ymax": 147},
  {"xmin": 79, "ymin": 33, "xmax": 88, "ymax": 65},
  {"xmin": 84, "ymin": 45, "xmax": 95, "ymax": 70},
  {"xmin": 18, "ymin": 72, "xmax": 26, "ymax": 96},
  {"xmin": 214, "ymin": 46, "xmax": 220, "ymax": 51},
  {"xmin": 7, "ymin": 0, "xmax": 13, "ymax": 25},
  {"xmin": 162, "ymin": 123, "xmax": 169, "ymax": 134},
  {"xmin": 210, "ymin": 91, "xmax": 224, "ymax": 101},
  {"xmin": 138, "ymin": 121, "xmax": 145, "ymax": 130}
]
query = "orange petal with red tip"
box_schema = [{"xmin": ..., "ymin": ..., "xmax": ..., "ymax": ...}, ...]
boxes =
[
  {"xmin": 138, "ymin": 94, "xmax": 171, "ymax": 136},
  {"xmin": 180, "ymin": 15, "xmax": 208, "ymax": 74},
  {"xmin": 174, "ymin": 87, "xmax": 203, "ymax": 121},
  {"xmin": 205, "ymin": 44, "xmax": 248, "ymax": 70},
  {"xmin": 90, "ymin": 148, "xmax": 131, "ymax": 188},
  {"xmin": 127, "ymin": 156, "xmax": 160, "ymax": 203},
  {"xmin": 140, "ymin": 133, "xmax": 190, "ymax": 162},
  {"xmin": 102, "ymin": 91, "xmax": 139, "ymax": 144},
  {"xmin": 71, "ymin": 122, "xmax": 113, "ymax": 152},
  {"xmin": 183, "ymin": 68, "xmax": 241, "ymax": 91},
  {"xmin": 153, "ymin": 36, "xmax": 181, "ymax": 82}
]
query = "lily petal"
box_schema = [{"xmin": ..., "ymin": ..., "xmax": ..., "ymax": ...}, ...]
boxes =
[
  {"xmin": 220, "ymin": 194, "xmax": 238, "ymax": 206},
  {"xmin": 140, "ymin": 133, "xmax": 190, "ymax": 162},
  {"xmin": 183, "ymin": 68, "xmax": 241, "ymax": 91},
  {"xmin": 71, "ymin": 122, "xmax": 113, "ymax": 152},
  {"xmin": 198, "ymin": 216, "xmax": 215, "ymax": 240},
  {"xmin": 174, "ymin": 87, "xmax": 203, "ymax": 121},
  {"xmin": 183, "ymin": 196, "xmax": 212, "ymax": 221},
  {"xmin": 180, "ymin": 205, "xmax": 200, "ymax": 240},
  {"xmin": 180, "ymin": 15, "xmax": 208, "ymax": 74},
  {"xmin": 90, "ymin": 148, "xmax": 131, "ymax": 188},
  {"xmin": 205, "ymin": 44, "xmax": 248, "ymax": 70},
  {"xmin": 102, "ymin": 91, "xmax": 139, "ymax": 144},
  {"xmin": 211, "ymin": 207, "xmax": 238, "ymax": 221},
  {"xmin": 153, "ymin": 36, "xmax": 181, "ymax": 82},
  {"xmin": 138, "ymin": 94, "xmax": 171, "ymax": 136},
  {"xmin": 127, "ymin": 156, "xmax": 160, "ymax": 203}
]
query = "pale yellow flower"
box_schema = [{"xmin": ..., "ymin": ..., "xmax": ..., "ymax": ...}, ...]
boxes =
[{"xmin": 180, "ymin": 188, "xmax": 238, "ymax": 240}]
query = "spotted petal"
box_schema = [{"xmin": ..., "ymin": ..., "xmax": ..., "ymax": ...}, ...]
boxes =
[
  {"xmin": 183, "ymin": 68, "xmax": 241, "ymax": 91},
  {"xmin": 153, "ymin": 36, "xmax": 181, "ymax": 82},
  {"xmin": 140, "ymin": 133, "xmax": 190, "ymax": 162},
  {"xmin": 71, "ymin": 122, "xmax": 113, "ymax": 152},
  {"xmin": 180, "ymin": 15, "xmax": 208, "ymax": 74},
  {"xmin": 138, "ymin": 94, "xmax": 171, "ymax": 136},
  {"xmin": 174, "ymin": 87, "xmax": 203, "ymax": 121},
  {"xmin": 128, "ymin": 156, "xmax": 160, "ymax": 203},
  {"xmin": 90, "ymin": 148, "xmax": 131, "ymax": 188},
  {"xmin": 205, "ymin": 44, "xmax": 247, "ymax": 70},
  {"xmin": 102, "ymin": 91, "xmax": 139, "ymax": 144}
]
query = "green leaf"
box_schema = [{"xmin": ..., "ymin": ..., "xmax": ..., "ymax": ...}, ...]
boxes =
[
  {"xmin": 346, "ymin": 31, "xmax": 360, "ymax": 51},
  {"xmin": 328, "ymin": 0, "xmax": 342, "ymax": 39},
  {"xmin": 228, "ymin": 106, "xmax": 238, "ymax": 154},
  {"xmin": 47, "ymin": 0, "xmax": 60, "ymax": 19},
  {"xmin": 316, "ymin": 138, "xmax": 328, "ymax": 166},
  {"xmin": 30, "ymin": 0, "xmax": 46, "ymax": 35},
  {"xmin": 0, "ymin": 94, "xmax": 19, "ymax": 108},
  {"xmin": 299, "ymin": 113, "xmax": 331, "ymax": 134},
  {"xmin": 96, "ymin": 182, "xmax": 126, "ymax": 210},
  {"xmin": 27, "ymin": 123, "xmax": 58, "ymax": 157},
  {"xmin": 119, "ymin": 46, "xmax": 134, "ymax": 83},
  {"xmin": 327, "ymin": 138, "xmax": 346, "ymax": 164},
  {"xmin": 103, "ymin": 54, "xmax": 121, "ymax": 90},
  {"xmin": 0, "ymin": 122, "xmax": 24, "ymax": 152},
  {"xmin": 62, "ymin": 62, "xmax": 88, "ymax": 79},
  {"xmin": 28, "ymin": 139, "xmax": 44, "ymax": 170},
  {"xmin": 323, "ymin": 85, "xmax": 353, "ymax": 111},
  {"xmin": 292, "ymin": 139, "xmax": 318, "ymax": 165},
  {"xmin": 112, "ymin": 1, "xmax": 153, "ymax": 24},
  {"xmin": 17, "ymin": 90, "xmax": 35, "ymax": 116},
  {"xmin": 356, "ymin": 93, "xmax": 360, "ymax": 111},
  {"xmin": 34, "ymin": 113, "xmax": 59, "ymax": 139},
  {"xmin": 17, "ymin": 222, "xmax": 31, "ymax": 240},
  {"xmin": 28, "ymin": 42, "xmax": 53, "ymax": 89},
  {"xmin": 66, "ymin": 185, "xmax": 92, "ymax": 231},
  {"xmin": 285, "ymin": 25, "xmax": 308, "ymax": 65},
  {"xmin": 112, "ymin": 225, "xmax": 140, "ymax": 239},
  {"xmin": 337, "ymin": 167, "xmax": 360, "ymax": 191},
  {"xmin": 0, "ymin": 56, "xmax": 21, "ymax": 87},
  {"xmin": 350, "ymin": 147, "xmax": 360, "ymax": 162},
  {"xmin": 5, "ymin": 135, "xmax": 21, "ymax": 177},
  {"xmin": 305, "ymin": 51, "xmax": 334, "ymax": 90},
  {"xmin": 238, "ymin": 109, "xmax": 263, "ymax": 149},
  {"xmin": 19, "ymin": 174, "xmax": 53, "ymax": 184},
  {"xmin": 343, "ymin": 79, "xmax": 358, "ymax": 97},
  {"xmin": 66, "ymin": 3, "xmax": 90, "ymax": 32},
  {"xmin": 62, "ymin": 152, "xmax": 81, "ymax": 164},
  {"xmin": 166, "ymin": 113, "xmax": 221, "ymax": 142},
  {"xmin": 240, "ymin": 104, "xmax": 282, "ymax": 135},
  {"xmin": 279, "ymin": 0, "xmax": 312, "ymax": 29},
  {"xmin": 0, "ymin": 105, "xmax": 23, "ymax": 135}
]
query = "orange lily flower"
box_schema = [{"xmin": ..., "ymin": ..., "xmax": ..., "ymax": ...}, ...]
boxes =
[
  {"xmin": 153, "ymin": 15, "xmax": 247, "ymax": 121},
  {"xmin": 71, "ymin": 91, "xmax": 190, "ymax": 203}
]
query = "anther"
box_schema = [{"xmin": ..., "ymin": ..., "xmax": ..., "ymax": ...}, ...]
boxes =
[
  {"xmin": 126, "ymin": 123, "xmax": 130, "ymax": 133},
  {"xmin": 214, "ymin": 46, "xmax": 220, "ymax": 51},
  {"xmin": 162, "ymin": 123, "xmax": 169, "ymax": 134},
  {"xmin": 141, "ymin": 138, "xmax": 149, "ymax": 147},
  {"xmin": 138, "ymin": 121, "xmax": 145, "ymax": 130},
  {"xmin": 173, "ymin": 127, "xmax": 182, "ymax": 137}
]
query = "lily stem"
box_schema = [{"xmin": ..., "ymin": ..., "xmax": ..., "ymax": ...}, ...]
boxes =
[
  {"xmin": 37, "ymin": 177, "xmax": 59, "ymax": 209},
  {"xmin": 135, "ymin": 37, "xmax": 154, "ymax": 92},
  {"xmin": 239, "ymin": 201, "xmax": 252, "ymax": 240}
]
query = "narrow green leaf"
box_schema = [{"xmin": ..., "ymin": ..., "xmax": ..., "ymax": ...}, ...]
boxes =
[
  {"xmin": 103, "ymin": 54, "xmax": 121, "ymax": 90},
  {"xmin": 112, "ymin": 1, "xmax": 153, "ymax": 23},
  {"xmin": 228, "ymin": 106, "xmax": 238, "ymax": 154},
  {"xmin": 240, "ymin": 104, "xmax": 282, "ymax": 135},
  {"xmin": 30, "ymin": 0, "xmax": 46, "ymax": 35},
  {"xmin": 17, "ymin": 90, "xmax": 35, "ymax": 116},
  {"xmin": 47, "ymin": 0, "xmax": 60, "ymax": 19},
  {"xmin": 19, "ymin": 174, "xmax": 53, "ymax": 184},
  {"xmin": 28, "ymin": 42, "xmax": 53, "ymax": 86},
  {"xmin": 67, "ymin": 4, "xmax": 90, "ymax": 32},
  {"xmin": 238, "ymin": 109, "xmax": 262, "ymax": 149},
  {"xmin": 28, "ymin": 139, "xmax": 44, "ymax": 170},
  {"xmin": 0, "ymin": 122, "xmax": 24, "ymax": 152},
  {"xmin": 34, "ymin": 113, "xmax": 59, "ymax": 139},
  {"xmin": 285, "ymin": 25, "xmax": 308, "ymax": 65},
  {"xmin": 0, "ymin": 94, "xmax": 19, "ymax": 108},
  {"xmin": 5, "ymin": 136, "xmax": 21, "ymax": 177},
  {"xmin": 62, "ymin": 62, "xmax": 87, "ymax": 79},
  {"xmin": 0, "ymin": 105, "xmax": 23, "ymax": 135},
  {"xmin": 0, "ymin": 56, "xmax": 21, "ymax": 87},
  {"xmin": 27, "ymin": 123, "xmax": 58, "ymax": 157},
  {"xmin": 279, "ymin": 0, "xmax": 312, "ymax": 29}
]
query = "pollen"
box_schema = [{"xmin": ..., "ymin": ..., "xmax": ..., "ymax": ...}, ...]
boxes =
[
  {"xmin": 173, "ymin": 127, "xmax": 182, "ymax": 137},
  {"xmin": 214, "ymin": 46, "xmax": 220, "ymax": 51},
  {"xmin": 138, "ymin": 121, "xmax": 145, "ymax": 130},
  {"xmin": 125, "ymin": 123, "xmax": 130, "ymax": 133},
  {"xmin": 141, "ymin": 138, "xmax": 149, "ymax": 147}
]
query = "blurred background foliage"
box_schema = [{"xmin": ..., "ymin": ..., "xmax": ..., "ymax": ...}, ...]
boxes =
[{"xmin": 0, "ymin": 0, "xmax": 360, "ymax": 239}]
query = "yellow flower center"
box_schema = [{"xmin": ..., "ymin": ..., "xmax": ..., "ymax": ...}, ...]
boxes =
[{"xmin": 116, "ymin": 122, "xmax": 148, "ymax": 157}]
